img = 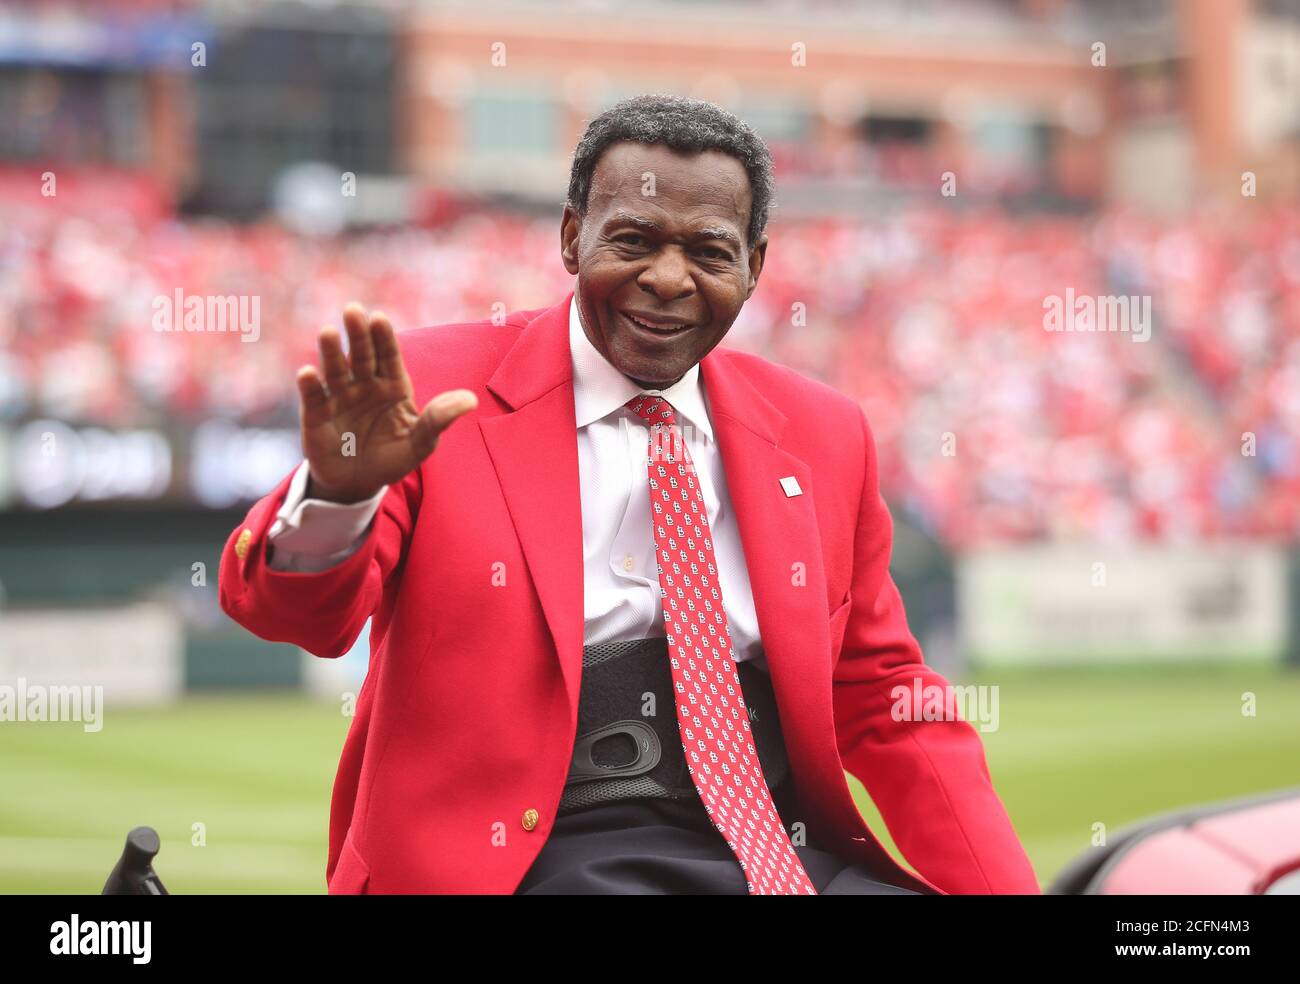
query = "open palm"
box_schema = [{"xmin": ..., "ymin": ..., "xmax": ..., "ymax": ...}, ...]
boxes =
[{"xmin": 297, "ymin": 303, "xmax": 477, "ymax": 504}]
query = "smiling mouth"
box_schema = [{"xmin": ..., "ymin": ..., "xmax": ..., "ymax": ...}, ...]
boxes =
[{"xmin": 619, "ymin": 310, "xmax": 695, "ymax": 336}]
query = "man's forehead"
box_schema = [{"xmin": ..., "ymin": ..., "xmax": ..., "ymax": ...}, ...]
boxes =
[{"xmin": 588, "ymin": 143, "xmax": 751, "ymax": 227}]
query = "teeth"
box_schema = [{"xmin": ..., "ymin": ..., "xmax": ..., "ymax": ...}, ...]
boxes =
[{"xmin": 626, "ymin": 312, "xmax": 684, "ymax": 332}]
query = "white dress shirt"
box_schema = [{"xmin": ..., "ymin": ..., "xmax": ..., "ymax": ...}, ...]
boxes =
[{"xmin": 267, "ymin": 294, "xmax": 766, "ymax": 665}]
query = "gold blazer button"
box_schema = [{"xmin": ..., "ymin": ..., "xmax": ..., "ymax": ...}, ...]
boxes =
[
  {"xmin": 234, "ymin": 528, "xmax": 252, "ymax": 560},
  {"xmin": 521, "ymin": 808, "xmax": 539, "ymax": 831}
]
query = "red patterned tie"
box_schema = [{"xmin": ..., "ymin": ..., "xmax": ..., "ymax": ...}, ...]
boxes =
[{"xmin": 625, "ymin": 393, "xmax": 817, "ymax": 895}]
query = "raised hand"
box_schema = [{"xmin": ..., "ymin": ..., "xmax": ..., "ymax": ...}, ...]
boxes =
[{"xmin": 296, "ymin": 302, "xmax": 477, "ymax": 504}]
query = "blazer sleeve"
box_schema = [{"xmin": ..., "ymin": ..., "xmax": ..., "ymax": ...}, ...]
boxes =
[
  {"xmin": 831, "ymin": 406, "xmax": 1040, "ymax": 894},
  {"xmin": 218, "ymin": 463, "xmax": 421, "ymax": 659}
]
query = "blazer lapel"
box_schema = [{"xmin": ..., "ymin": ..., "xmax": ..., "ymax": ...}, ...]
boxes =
[
  {"xmin": 699, "ymin": 350, "xmax": 847, "ymax": 819},
  {"xmin": 479, "ymin": 291, "xmax": 586, "ymax": 717}
]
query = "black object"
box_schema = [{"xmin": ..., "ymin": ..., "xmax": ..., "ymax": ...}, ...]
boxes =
[
  {"xmin": 516, "ymin": 797, "xmax": 924, "ymax": 894},
  {"xmin": 102, "ymin": 826, "xmax": 169, "ymax": 895},
  {"xmin": 559, "ymin": 637, "xmax": 794, "ymax": 817}
]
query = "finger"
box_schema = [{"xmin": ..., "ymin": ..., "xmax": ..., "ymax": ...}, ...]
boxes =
[
  {"xmin": 371, "ymin": 313, "xmax": 405, "ymax": 380},
  {"xmin": 318, "ymin": 325, "xmax": 351, "ymax": 392},
  {"xmin": 295, "ymin": 365, "xmax": 333, "ymax": 429},
  {"xmin": 344, "ymin": 303, "xmax": 377, "ymax": 382},
  {"xmin": 410, "ymin": 389, "xmax": 478, "ymax": 460}
]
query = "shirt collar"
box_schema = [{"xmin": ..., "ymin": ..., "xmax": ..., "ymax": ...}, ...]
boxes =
[{"xmin": 569, "ymin": 293, "xmax": 713, "ymax": 442}]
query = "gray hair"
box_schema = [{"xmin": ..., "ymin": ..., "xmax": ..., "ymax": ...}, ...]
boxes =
[{"xmin": 566, "ymin": 94, "xmax": 775, "ymax": 251}]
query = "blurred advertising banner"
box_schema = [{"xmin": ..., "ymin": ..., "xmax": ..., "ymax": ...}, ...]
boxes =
[
  {"xmin": 0, "ymin": 420, "xmax": 301, "ymax": 510},
  {"xmin": 0, "ymin": 602, "xmax": 183, "ymax": 717},
  {"xmin": 0, "ymin": 7, "xmax": 210, "ymax": 69},
  {"xmin": 958, "ymin": 545, "xmax": 1289, "ymax": 667}
]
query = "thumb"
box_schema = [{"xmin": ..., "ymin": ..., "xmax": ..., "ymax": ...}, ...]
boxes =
[{"xmin": 411, "ymin": 389, "xmax": 478, "ymax": 460}]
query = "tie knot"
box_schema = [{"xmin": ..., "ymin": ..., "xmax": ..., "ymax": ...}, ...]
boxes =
[{"xmin": 625, "ymin": 393, "xmax": 677, "ymax": 427}]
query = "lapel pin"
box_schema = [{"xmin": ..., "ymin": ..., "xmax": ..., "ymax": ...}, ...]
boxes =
[{"xmin": 779, "ymin": 476, "xmax": 802, "ymax": 497}]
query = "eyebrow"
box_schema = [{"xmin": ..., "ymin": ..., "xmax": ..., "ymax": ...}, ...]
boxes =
[{"xmin": 608, "ymin": 210, "xmax": 742, "ymax": 249}]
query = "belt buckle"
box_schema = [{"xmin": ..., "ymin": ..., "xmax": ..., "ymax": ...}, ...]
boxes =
[{"xmin": 566, "ymin": 719, "xmax": 662, "ymax": 783}]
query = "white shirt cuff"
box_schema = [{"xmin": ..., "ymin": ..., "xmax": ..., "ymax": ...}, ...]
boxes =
[{"xmin": 266, "ymin": 461, "xmax": 388, "ymax": 571}]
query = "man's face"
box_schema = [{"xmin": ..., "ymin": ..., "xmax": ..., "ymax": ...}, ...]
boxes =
[{"xmin": 560, "ymin": 141, "xmax": 767, "ymax": 390}]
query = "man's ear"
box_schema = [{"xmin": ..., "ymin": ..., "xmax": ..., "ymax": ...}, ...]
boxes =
[
  {"xmin": 745, "ymin": 234, "xmax": 768, "ymax": 300},
  {"xmin": 560, "ymin": 205, "xmax": 581, "ymax": 275}
]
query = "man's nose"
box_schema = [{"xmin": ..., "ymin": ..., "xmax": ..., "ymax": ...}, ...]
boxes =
[{"xmin": 637, "ymin": 246, "xmax": 694, "ymax": 299}]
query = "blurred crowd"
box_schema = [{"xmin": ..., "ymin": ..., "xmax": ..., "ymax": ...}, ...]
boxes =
[{"xmin": 1, "ymin": 199, "xmax": 1296, "ymax": 545}]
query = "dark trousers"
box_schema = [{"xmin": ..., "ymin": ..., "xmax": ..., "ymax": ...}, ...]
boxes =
[
  {"xmin": 523, "ymin": 638, "xmax": 923, "ymax": 894},
  {"xmin": 516, "ymin": 794, "xmax": 921, "ymax": 895}
]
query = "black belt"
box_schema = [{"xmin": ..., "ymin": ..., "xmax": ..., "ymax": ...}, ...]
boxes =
[{"xmin": 559, "ymin": 638, "xmax": 795, "ymax": 817}]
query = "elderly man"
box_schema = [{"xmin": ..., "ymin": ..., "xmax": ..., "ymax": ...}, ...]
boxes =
[{"xmin": 219, "ymin": 94, "xmax": 1038, "ymax": 895}]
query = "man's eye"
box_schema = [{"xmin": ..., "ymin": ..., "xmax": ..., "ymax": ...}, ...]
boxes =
[{"xmin": 617, "ymin": 234, "xmax": 647, "ymax": 246}]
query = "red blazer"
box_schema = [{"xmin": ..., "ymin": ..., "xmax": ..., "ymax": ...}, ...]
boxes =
[{"xmin": 218, "ymin": 289, "xmax": 1040, "ymax": 895}]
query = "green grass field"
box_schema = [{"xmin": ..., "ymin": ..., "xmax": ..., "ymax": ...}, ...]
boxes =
[{"xmin": 3, "ymin": 667, "xmax": 1298, "ymax": 893}]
